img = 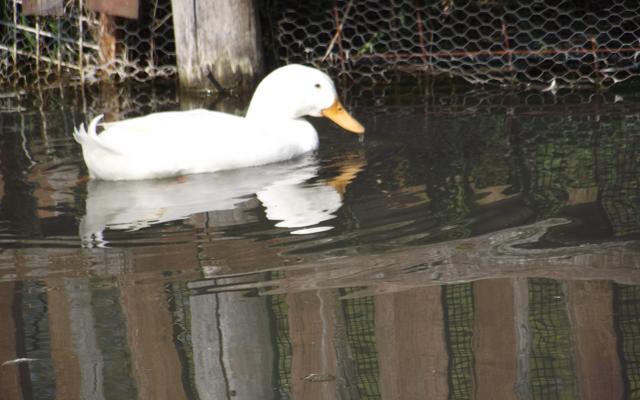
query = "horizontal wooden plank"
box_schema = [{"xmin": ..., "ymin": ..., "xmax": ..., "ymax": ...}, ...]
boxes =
[
  {"xmin": 22, "ymin": 0, "xmax": 63, "ymax": 16},
  {"xmin": 86, "ymin": 0, "xmax": 139, "ymax": 19}
]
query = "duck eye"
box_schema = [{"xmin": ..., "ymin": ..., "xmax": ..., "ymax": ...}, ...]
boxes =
[{"xmin": 314, "ymin": 83, "xmax": 321, "ymax": 89}]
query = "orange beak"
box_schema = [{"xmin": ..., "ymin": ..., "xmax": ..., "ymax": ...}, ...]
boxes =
[{"xmin": 321, "ymin": 100, "xmax": 365, "ymax": 134}]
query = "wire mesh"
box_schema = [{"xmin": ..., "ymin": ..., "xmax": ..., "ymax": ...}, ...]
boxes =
[
  {"xmin": 267, "ymin": 287, "xmax": 293, "ymax": 399},
  {"xmin": 340, "ymin": 290, "xmax": 381, "ymax": 399},
  {"xmin": 19, "ymin": 281, "xmax": 55, "ymax": 399},
  {"xmin": 597, "ymin": 131, "xmax": 640, "ymax": 237},
  {"xmin": 443, "ymin": 283, "xmax": 474, "ymax": 399},
  {"xmin": 0, "ymin": 0, "xmax": 176, "ymax": 91},
  {"xmin": 615, "ymin": 284, "xmax": 640, "ymax": 399},
  {"xmin": 272, "ymin": 0, "xmax": 640, "ymax": 88},
  {"xmin": 528, "ymin": 278, "xmax": 576, "ymax": 400},
  {"xmin": 4, "ymin": 1, "xmax": 640, "ymax": 90}
]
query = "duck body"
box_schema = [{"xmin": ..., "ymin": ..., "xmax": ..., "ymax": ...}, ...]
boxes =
[
  {"xmin": 74, "ymin": 64, "xmax": 363, "ymax": 181},
  {"xmin": 76, "ymin": 109, "xmax": 319, "ymax": 180}
]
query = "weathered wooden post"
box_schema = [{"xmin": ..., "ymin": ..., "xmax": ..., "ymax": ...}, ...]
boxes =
[{"xmin": 171, "ymin": 0, "xmax": 264, "ymax": 92}]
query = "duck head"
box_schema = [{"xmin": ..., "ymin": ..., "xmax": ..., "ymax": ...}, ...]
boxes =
[{"xmin": 246, "ymin": 64, "xmax": 365, "ymax": 134}]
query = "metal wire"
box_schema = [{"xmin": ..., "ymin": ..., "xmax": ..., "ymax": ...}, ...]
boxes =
[
  {"xmin": 341, "ymin": 290, "xmax": 381, "ymax": 399},
  {"xmin": 615, "ymin": 284, "xmax": 640, "ymax": 399},
  {"xmin": 4, "ymin": 1, "xmax": 640, "ymax": 89},
  {"xmin": 528, "ymin": 278, "xmax": 576, "ymax": 399},
  {"xmin": 272, "ymin": 0, "xmax": 640, "ymax": 88},
  {"xmin": 0, "ymin": 0, "xmax": 176, "ymax": 91},
  {"xmin": 443, "ymin": 283, "xmax": 474, "ymax": 400}
]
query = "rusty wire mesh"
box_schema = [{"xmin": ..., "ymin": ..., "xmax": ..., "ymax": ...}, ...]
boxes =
[
  {"xmin": 3, "ymin": 0, "xmax": 640, "ymax": 91},
  {"xmin": 272, "ymin": 0, "xmax": 640, "ymax": 88},
  {"xmin": 0, "ymin": 0, "xmax": 176, "ymax": 92}
]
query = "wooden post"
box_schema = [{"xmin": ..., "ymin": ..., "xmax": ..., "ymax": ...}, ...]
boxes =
[
  {"xmin": 98, "ymin": 13, "xmax": 117, "ymax": 75},
  {"xmin": 171, "ymin": 0, "xmax": 264, "ymax": 92},
  {"xmin": 86, "ymin": 0, "xmax": 139, "ymax": 19},
  {"xmin": 22, "ymin": 0, "xmax": 63, "ymax": 16}
]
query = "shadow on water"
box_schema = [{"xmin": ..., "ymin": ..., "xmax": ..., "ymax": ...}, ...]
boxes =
[{"xmin": 0, "ymin": 80, "xmax": 639, "ymax": 399}]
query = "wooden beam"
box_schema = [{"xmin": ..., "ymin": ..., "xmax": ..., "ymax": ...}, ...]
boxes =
[
  {"xmin": 22, "ymin": 0, "xmax": 63, "ymax": 16},
  {"xmin": 86, "ymin": 0, "xmax": 139, "ymax": 20}
]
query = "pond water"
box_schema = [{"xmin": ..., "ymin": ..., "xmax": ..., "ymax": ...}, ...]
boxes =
[{"xmin": 0, "ymin": 80, "xmax": 639, "ymax": 399}]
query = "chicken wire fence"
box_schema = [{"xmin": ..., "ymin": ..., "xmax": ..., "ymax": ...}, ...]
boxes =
[
  {"xmin": 274, "ymin": 0, "xmax": 640, "ymax": 88},
  {"xmin": 2, "ymin": 0, "xmax": 640, "ymax": 91},
  {"xmin": 0, "ymin": 0, "xmax": 176, "ymax": 91}
]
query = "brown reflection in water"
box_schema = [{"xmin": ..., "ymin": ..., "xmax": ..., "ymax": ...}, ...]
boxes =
[
  {"xmin": 473, "ymin": 279, "xmax": 517, "ymax": 399},
  {"xmin": 288, "ymin": 289, "xmax": 340, "ymax": 399},
  {"xmin": 375, "ymin": 287, "xmax": 448, "ymax": 399},
  {"xmin": 188, "ymin": 276, "xmax": 275, "ymax": 399},
  {"xmin": 116, "ymin": 240, "xmax": 200, "ymax": 399},
  {"xmin": 0, "ymin": 252, "xmax": 634, "ymax": 398},
  {"xmin": 248, "ymin": 219, "xmax": 640, "ymax": 297},
  {"xmin": 34, "ymin": 165, "xmax": 80, "ymax": 219},
  {"xmin": 194, "ymin": 219, "xmax": 285, "ymax": 277},
  {"xmin": 45, "ymin": 278, "xmax": 82, "ymax": 400},
  {"xmin": 120, "ymin": 278, "xmax": 188, "ymax": 400},
  {"xmin": 0, "ymin": 282, "xmax": 23, "ymax": 400},
  {"xmin": 566, "ymin": 280, "xmax": 622, "ymax": 400}
]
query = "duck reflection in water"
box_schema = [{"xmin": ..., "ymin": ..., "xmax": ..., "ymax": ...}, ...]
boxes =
[{"xmin": 80, "ymin": 152, "xmax": 365, "ymax": 246}]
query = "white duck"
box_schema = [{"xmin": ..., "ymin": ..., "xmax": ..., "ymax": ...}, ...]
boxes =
[{"xmin": 73, "ymin": 64, "xmax": 364, "ymax": 181}]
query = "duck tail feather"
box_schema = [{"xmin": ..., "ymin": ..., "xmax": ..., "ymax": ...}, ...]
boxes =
[
  {"xmin": 88, "ymin": 114, "xmax": 104, "ymax": 138},
  {"xmin": 73, "ymin": 114, "xmax": 122, "ymax": 156},
  {"xmin": 73, "ymin": 114, "xmax": 104, "ymax": 144}
]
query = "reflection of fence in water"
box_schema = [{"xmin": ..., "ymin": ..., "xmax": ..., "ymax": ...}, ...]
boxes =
[
  {"xmin": 510, "ymin": 99, "xmax": 640, "ymax": 237},
  {"xmin": 528, "ymin": 279, "xmax": 576, "ymax": 399},
  {"xmin": 1, "ymin": 81, "xmax": 637, "ymax": 240},
  {"xmin": 266, "ymin": 279, "xmax": 293, "ymax": 398},
  {"xmin": 354, "ymin": 87, "xmax": 640, "ymax": 238},
  {"xmin": 341, "ymin": 290, "xmax": 381, "ymax": 398},
  {"xmin": 443, "ymin": 283, "xmax": 474, "ymax": 399},
  {"xmin": 616, "ymin": 284, "xmax": 640, "ymax": 397},
  {"xmin": 6, "ymin": 83, "xmax": 640, "ymax": 241}
]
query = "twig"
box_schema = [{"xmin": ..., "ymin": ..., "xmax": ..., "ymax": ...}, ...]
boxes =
[{"xmin": 321, "ymin": 0, "xmax": 353, "ymax": 63}]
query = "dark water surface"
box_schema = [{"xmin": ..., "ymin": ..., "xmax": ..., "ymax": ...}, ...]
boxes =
[{"xmin": 0, "ymin": 81, "xmax": 639, "ymax": 399}]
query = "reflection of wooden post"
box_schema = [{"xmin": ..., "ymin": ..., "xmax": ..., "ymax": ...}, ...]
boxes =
[
  {"xmin": 188, "ymin": 276, "xmax": 275, "ymax": 399},
  {"xmin": 171, "ymin": 0, "xmax": 264, "ymax": 91},
  {"xmin": 288, "ymin": 290, "xmax": 339, "ymax": 399},
  {"xmin": 46, "ymin": 278, "xmax": 82, "ymax": 400},
  {"xmin": 474, "ymin": 279, "xmax": 518, "ymax": 399},
  {"xmin": 0, "ymin": 282, "xmax": 24, "ymax": 400},
  {"xmin": 121, "ymin": 280, "xmax": 188, "ymax": 400},
  {"xmin": 375, "ymin": 287, "xmax": 448, "ymax": 399},
  {"xmin": 513, "ymin": 278, "xmax": 530, "ymax": 400},
  {"xmin": 567, "ymin": 281, "xmax": 622, "ymax": 400}
]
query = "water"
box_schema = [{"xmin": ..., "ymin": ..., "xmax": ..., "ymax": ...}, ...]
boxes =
[{"xmin": 0, "ymin": 80, "xmax": 639, "ymax": 399}]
